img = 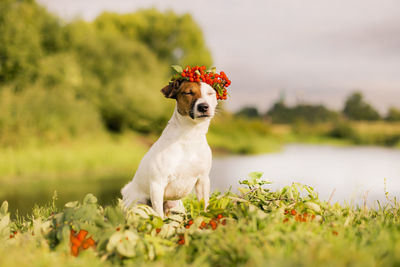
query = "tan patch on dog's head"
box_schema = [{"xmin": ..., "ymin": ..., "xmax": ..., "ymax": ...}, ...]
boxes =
[{"xmin": 161, "ymin": 81, "xmax": 201, "ymax": 117}]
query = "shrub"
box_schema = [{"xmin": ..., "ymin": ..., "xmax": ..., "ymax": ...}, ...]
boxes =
[{"xmin": 0, "ymin": 87, "xmax": 103, "ymax": 145}]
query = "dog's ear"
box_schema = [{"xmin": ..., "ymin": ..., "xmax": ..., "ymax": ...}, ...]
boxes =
[{"xmin": 161, "ymin": 80, "xmax": 183, "ymax": 99}]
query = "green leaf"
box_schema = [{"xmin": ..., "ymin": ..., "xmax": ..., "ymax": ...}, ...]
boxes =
[
  {"xmin": 151, "ymin": 216, "xmax": 164, "ymax": 229},
  {"xmin": 249, "ymin": 172, "xmax": 263, "ymax": 180},
  {"xmin": 171, "ymin": 65, "xmax": 183, "ymax": 74},
  {"xmin": 83, "ymin": 194, "xmax": 98, "ymax": 205},
  {"xmin": 305, "ymin": 202, "xmax": 321, "ymax": 212},
  {"xmin": 65, "ymin": 201, "xmax": 79, "ymax": 208},
  {"xmin": 0, "ymin": 201, "xmax": 8, "ymax": 216}
]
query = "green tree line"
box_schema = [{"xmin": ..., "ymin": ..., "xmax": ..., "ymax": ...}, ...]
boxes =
[
  {"xmin": 236, "ymin": 91, "xmax": 400, "ymax": 123},
  {"xmin": 0, "ymin": 0, "xmax": 212, "ymax": 145}
]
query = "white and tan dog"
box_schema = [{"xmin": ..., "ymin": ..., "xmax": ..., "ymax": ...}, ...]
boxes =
[{"xmin": 121, "ymin": 80, "xmax": 217, "ymax": 218}]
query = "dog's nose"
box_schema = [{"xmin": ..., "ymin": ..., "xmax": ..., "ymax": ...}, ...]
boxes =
[{"xmin": 197, "ymin": 103, "xmax": 209, "ymax": 113}]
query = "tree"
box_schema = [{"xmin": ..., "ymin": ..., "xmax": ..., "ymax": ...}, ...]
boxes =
[
  {"xmin": 94, "ymin": 10, "xmax": 212, "ymax": 68},
  {"xmin": 235, "ymin": 106, "xmax": 260, "ymax": 119},
  {"xmin": 266, "ymin": 101, "xmax": 338, "ymax": 124},
  {"xmin": 386, "ymin": 107, "xmax": 400, "ymax": 122},
  {"xmin": 343, "ymin": 92, "xmax": 380, "ymax": 121}
]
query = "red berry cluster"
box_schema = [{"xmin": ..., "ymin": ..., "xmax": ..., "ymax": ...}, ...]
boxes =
[
  {"xmin": 180, "ymin": 66, "xmax": 231, "ymax": 100},
  {"xmin": 70, "ymin": 229, "xmax": 96, "ymax": 257},
  {"xmin": 198, "ymin": 214, "xmax": 226, "ymax": 230},
  {"xmin": 283, "ymin": 209, "xmax": 316, "ymax": 223},
  {"xmin": 177, "ymin": 214, "xmax": 227, "ymax": 245}
]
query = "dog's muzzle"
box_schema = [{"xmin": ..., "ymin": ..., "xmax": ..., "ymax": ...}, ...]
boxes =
[{"xmin": 190, "ymin": 101, "xmax": 211, "ymax": 119}]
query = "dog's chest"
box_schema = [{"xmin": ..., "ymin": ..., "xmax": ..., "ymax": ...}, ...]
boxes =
[{"xmin": 163, "ymin": 142, "xmax": 210, "ymax": 200}]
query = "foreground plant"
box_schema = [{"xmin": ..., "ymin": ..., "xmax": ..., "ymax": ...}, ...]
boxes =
[{"xmin": 0, "ymin": 172, "xmax": 399, "ymax": 266}]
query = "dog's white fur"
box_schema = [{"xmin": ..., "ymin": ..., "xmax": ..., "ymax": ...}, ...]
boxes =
[{"xmin": 121, "ymin": 82, "xmax": 217, "ymax": 217}]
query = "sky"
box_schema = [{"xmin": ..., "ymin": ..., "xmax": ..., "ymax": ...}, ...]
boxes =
[{"xmin": 38, "ymin": 0, "xmax": 400, "ymax": 113}]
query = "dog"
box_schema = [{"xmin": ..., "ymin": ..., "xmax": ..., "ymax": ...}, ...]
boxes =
[{"xmin": 121, "ymin": 80, "xmax": 217, "ymax": 218}]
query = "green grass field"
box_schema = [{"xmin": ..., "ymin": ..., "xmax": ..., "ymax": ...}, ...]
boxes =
[{"xmin": 0, "ymin": 173, "xmax": 399, "ymax": 267}]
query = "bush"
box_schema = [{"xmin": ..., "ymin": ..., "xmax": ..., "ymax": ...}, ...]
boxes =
[
  {"xmin": 328, "ymin": 121, "xmax": 355, "ymax": 139},
  {"xmin": 0, "ymin": 87, "xmax": 103, "ymax": 145}
]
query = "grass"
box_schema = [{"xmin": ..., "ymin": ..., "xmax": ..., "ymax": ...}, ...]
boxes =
[
  {"xmin": 0, "ymin": 133, "xmax": 150, "ymax": 183},
  {"xmin": 0, "ymin": 172, "xmax": 399, "ymax": 266}
]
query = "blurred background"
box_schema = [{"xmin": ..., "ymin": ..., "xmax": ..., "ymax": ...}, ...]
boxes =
[{"xmin": 1, "ymin": 0, "xmax": 399, "ymax": 215}]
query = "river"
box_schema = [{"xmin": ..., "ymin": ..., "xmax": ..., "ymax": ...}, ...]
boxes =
[
  {"xmin": 2, "ymin": 144, "xmax": 400, "ymax": 216},
  {"xmin": 211, "ymin": 144, "xmax": 400, "ymax": 206}
]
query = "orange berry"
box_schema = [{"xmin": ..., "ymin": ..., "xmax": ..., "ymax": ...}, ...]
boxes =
[
  {"xmin": 71, "ymin": 245, "xmax": 79, "ymax": 257},
  {"xmin": 209, "ymin": 220, "xmax": 217, "ymax": 230},
  {"xmin": 291, "ymin": 210, "xmax": 297, "ymax": 216},
  {"xmin": 70, "ymin": 236, "xmax": 81, "ymax": 247},
  {"xmin": 199, "ymin": 221, "xmax": 207, "ymax": 229},
  {"xmin": 77, "ymin": 230, "xmax": 88, "ymax": 241}
]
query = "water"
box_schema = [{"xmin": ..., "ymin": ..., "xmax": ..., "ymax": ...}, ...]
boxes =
[
  {"xmin": 2, "ymin": 144, "xmax": 400, "ymax": 216},
  {"xmin": 210, "ymin": 144, "xmax": 400, "ymax": 206}
]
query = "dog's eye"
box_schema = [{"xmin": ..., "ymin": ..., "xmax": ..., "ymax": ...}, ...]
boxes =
[{"xmin": 183, "ymin": 91, "xmax": 193, "ymax": 95}]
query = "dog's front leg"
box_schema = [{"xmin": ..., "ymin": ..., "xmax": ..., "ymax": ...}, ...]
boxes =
[
  {"xmin": 195, "ymin": 176, "xmax": 210, "ymax": 209},
  {"xmin": 150, "ymin": 182, "xmax": 165, "ymax": 218}
]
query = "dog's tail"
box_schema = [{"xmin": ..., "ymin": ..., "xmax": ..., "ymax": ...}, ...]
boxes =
[{"xmin": 121, "ymin": 181, "xmax": 145, "ymax": 208}]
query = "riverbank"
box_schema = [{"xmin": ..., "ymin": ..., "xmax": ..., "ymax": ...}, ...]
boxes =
[{"xmin": 1, "ymin": 119, "xmax": 400, "ymax": 215}]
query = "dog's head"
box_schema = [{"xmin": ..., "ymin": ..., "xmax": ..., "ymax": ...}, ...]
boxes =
[{"xmin": 161, "ymin": 81, "xmax": 217, "ymax": 120}]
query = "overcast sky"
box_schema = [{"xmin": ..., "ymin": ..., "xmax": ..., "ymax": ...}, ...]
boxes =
[{"xmin": 38, "ymin": 0, "xmax": 400, "ymax": 113}]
